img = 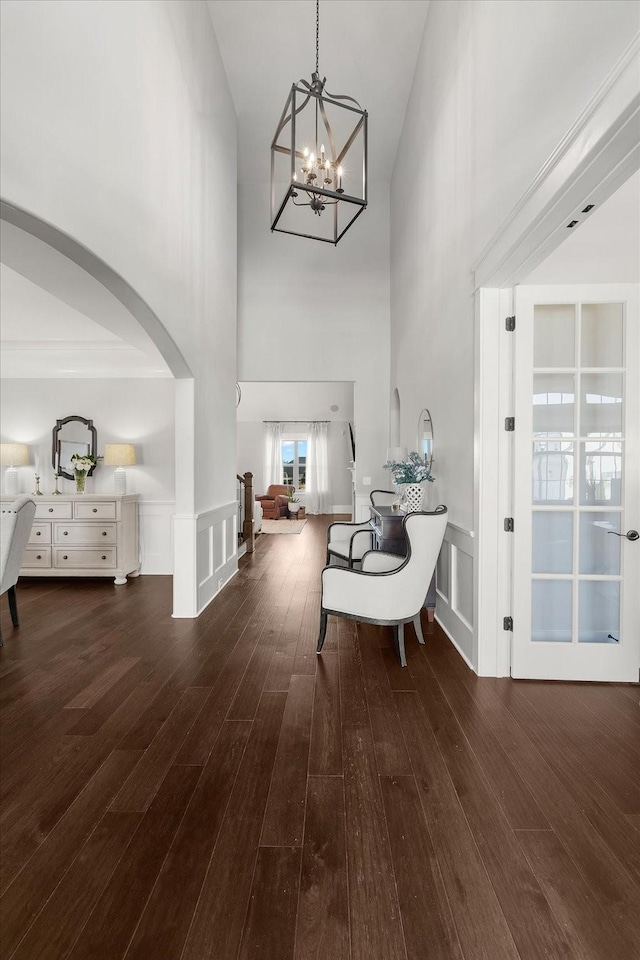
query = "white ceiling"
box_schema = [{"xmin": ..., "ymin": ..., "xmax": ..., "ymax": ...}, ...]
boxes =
[
  {"xmin": 208, "ymin": 0, "xmax": 429, "ymax": 184},
  {"xmin": 524, "ymin": 169, "xmax": 640, "ymax": 284}
]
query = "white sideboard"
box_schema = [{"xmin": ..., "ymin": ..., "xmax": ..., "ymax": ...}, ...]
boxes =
[{"xmin": 1, "ymin": 494, "xmax": 139, "ymax": 585}]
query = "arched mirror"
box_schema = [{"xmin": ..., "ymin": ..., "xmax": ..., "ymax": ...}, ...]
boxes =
[
  {"xmin": 417, "ymin": 408, "xmax": 434, "ymax": 475},
  {"xmin": 52, "ymin": 416, "xmax": 98, "ymax": 480}
]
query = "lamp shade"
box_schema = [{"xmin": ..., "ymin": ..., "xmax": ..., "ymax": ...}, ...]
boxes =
[
  {"xmin": 104, "ymin": 443, "xmax": 137, "ymax": 467},
  {"xmin": 0, "ymin": 443, "xmax": 29, "ymax": 467}
]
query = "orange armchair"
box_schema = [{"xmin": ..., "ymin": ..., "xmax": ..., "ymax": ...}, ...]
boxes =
[{"xmin": 256, "ymin": 485, "xmax": 293, "ymax": 520}]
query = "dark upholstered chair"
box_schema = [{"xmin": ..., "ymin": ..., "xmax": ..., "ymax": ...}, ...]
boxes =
[{"xmin": 256, "ymin": 484, "xmax": 294, "ymax": 520}]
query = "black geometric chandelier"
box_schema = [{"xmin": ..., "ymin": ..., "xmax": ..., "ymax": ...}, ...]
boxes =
[{"xmin": 270, "ymin": 0, "xmax": 368, "ymax": 245}]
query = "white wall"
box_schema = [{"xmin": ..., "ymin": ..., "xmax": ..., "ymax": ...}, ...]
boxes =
[
  {"xmin": 391, "ymin": 0, "xmax": 640, "ymax": 665},
  {"xmin": 0, "ymin": 378, "xmax": 175, "ymax": 574},
  {"xmin": 525, "ymin": 170, "xmax": 640, "ymax": 285},
  {"xmin": 1, "ymin": 0, "xmax": 239, "ymax": 612},
  {"xmin": 237, "ymin": 420, "xmax": 352, "ymax": 510},
  {"xmin": 237, "ymin": 181, "xmax": 390, "ymax": 507},
  {"xmin": 236, "ymin": 380, "xmax": 354, "ymax": 509}
]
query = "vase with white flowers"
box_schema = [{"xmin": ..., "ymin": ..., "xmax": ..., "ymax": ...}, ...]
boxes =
[
  {"xmin": 383, "ymin": 451, "xmax": 434, "ymax": 512},
  {"xmin": 70, "ymin": 453, "xmax": 97, "ymax": 494}
]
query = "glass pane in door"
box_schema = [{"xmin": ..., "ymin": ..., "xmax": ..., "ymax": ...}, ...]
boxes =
[
  {"xmin": 579, "ymin": 512, "xmax": 621, "ymax": 575},
  {"xmin": 533, "ymin": 374, "xmax": 575, "ymax": 436},
  {"xmin": 578, "ymin": 581, "xmax": 620, "ymax": 644},
  {"xmin": 581, "ymin": 372, "xmax": 623, "ymax": 437},
  {"xmin": 532, "ymin": 580, "xmax": 572, "ymax": 642},
  {"xmin": 580, "ymin": 441, "xmax": 622, "ymax": 506},
  {"xmin": 534, "ymin": 304, "xmax": 575, "ymax": 366},
  {"xmin": 532, "ymin": 512, "xmax": 573, "ymax": 573},
  {"xmin": 533, "ymin": 442, "xmax": 574, "ymax": 503},
  {"xmin": 581, "ymin": 303, "xmax": 623, "ymax": 367}
]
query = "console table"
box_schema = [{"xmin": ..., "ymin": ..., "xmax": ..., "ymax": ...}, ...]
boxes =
[
  {"xmin": 1, "ymin": 494, "xmax": 139, "ymax": 585},
  {"xmin": 369, "ymin": 504, "xmax": 437, "ymax": 620}
]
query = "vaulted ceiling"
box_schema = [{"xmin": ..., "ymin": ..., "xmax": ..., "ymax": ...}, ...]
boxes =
[{"xmin": 207, "ymin": 0, "xmax": 430, "ymax": 183}]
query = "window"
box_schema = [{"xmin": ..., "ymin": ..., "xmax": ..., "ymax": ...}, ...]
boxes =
[{"xmin": 281, "ymin": 438, "xmax": 307, "ymax": 490}]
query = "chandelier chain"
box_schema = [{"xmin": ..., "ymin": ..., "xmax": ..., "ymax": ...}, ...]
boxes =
[{"xmin": 315, "ymin": 0, "xmax": 319, "ymax": 75}]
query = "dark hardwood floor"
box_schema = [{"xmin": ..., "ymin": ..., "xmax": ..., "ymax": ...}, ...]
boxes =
[{"xmin": 1, "ymin": 516, "xmax": 639, "ymax": 960}]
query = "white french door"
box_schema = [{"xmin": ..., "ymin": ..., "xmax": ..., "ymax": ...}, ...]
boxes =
[{"xmin": 512, "ymin": 284, "xmax": 640, "ymax": 681}]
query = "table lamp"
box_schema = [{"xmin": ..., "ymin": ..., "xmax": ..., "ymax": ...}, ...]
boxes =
[
  {"xmin": 104, "ymin": 443, "xmax": 137, "ymax": 494},
  {"xmin": 0, "ymin": 443, "xmax": 29, "ymax": 496}
]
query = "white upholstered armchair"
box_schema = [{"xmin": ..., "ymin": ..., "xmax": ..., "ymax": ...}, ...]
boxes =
[
  {"xmin": 318, "ymin": 507, "xmax": 448, "ymax": 666},
  {"xmin": 1, "ymin": 497, "xmax": 36, "ymax": 645}
]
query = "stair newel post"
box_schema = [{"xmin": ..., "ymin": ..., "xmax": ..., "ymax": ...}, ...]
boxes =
[{"xmin": 243, "ymin": 471, "xmax": 255, "ymax": 553}]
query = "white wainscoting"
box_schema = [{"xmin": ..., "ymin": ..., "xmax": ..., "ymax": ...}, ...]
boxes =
[
  {"xmin": 196, "ymin": 501, "xmax": 239, "ymax": 614},
  {"xmin": 172, "ymin": 500, "xmax": 239, "ymax": 618},
  {"xmin": 138, "ymin": 501, "xmax": 175, "ymax": 575},
  {"xmin": 436, "ymin": 522, "xmax": 476, "ymax": 670}
]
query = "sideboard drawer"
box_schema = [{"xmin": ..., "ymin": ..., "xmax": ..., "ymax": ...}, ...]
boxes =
[
  {"xmin": 30, "ymin": 523, "xmax": 52, "ymax": 545},
  {"xmin": 74, "ymin": 501, "xmax": 117, "ymax": 520},
  {"xmin": 35, "ymin": 502, "xmax": 72, "ymax": 519},
  {"xmin": 53, "ymin": 522, "xmax": 117, "ymax": 545},
  {"xmin": 53, "ymin": 548, "xmax": 117, "ymax": 569},
  {"xmin": 23, "ymin": 547, "xmax": 52, "ymax": 568}
]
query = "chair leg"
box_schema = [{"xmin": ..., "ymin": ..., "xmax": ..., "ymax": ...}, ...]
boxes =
[
  {"xmin": 8, "ymin": 585, "xmax": 19, "ymax": 627},
  {"xmin": 395, "ymin": 622, "xmax": 407, "ymax": 667},
  {"xmin": 413, "ymin": 613, "xmax": 425, "ymax": 645},
  {"xmin": 317, "ymin": 611, "xmax": 328, "ymax": 654}
]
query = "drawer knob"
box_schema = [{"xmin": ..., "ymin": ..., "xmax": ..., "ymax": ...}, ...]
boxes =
[
  {"xmin": 37, "ymin": 555, "xmax": 42, "ymax": 560},
  {"xmin": 102, "ymin": 555, "xmax": 107, "ymax": 560},
  {"xmin": 93, "ymin": 508, "xmax": 98, "ymax": 513},
  {"xmin": 36, "ymin": 531, "xmax": 41, "ymax": 536},
  {"xmin": 48, "ymin": 508, "xmax": 53, "ymax": 513},
  {"xmin": 63, "ymin": 555, "xmax": 68, "ymax": 560},
  {"xmin": 63, "ymin": 531, "xmax": 68, "ymax": 536},
  {"xmin": 102, "ymin": 531, "xmax": 107, "ymax": 536}
]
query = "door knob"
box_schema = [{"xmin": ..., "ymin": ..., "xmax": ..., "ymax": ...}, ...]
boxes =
[{"xmin": 607, "ymin": 529, "xmax": 639, "ymax": 541}]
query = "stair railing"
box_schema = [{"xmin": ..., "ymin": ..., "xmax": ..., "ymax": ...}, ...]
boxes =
[{"xmin": 236, "ymin": 472, "xmax": 255, "ymax": 553}]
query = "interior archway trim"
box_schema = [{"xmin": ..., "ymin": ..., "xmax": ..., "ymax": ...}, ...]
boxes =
[{"xmin": 0, "ymin": 199, "xmax": 192, "ymax": 379}]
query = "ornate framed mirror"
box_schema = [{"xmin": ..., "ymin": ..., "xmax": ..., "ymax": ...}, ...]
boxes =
[
  {"xmin": 52, "ymin": 416, "xmax": 98, "ymax": 480},
  {"xmin": 417, "ymin": 408, "xmax": 434, "ymax": 474}
]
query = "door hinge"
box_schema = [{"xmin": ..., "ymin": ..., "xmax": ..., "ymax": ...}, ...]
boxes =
[
  {"xmin": 505, "ymin": 316, "xmax": 516, "ymax": 331},
  {"xmin": 505, "ymin": 417, "xmax": 515, "ymax": 432},
  {"xmin": 504, "ymin": 517, "xmax": 514, "ymax": 532},
  {"xmin": 503, "ymin": 616, "xmax": 513, "ymax": 631}
]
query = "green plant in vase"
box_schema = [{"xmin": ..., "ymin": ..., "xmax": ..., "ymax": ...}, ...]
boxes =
[
  {"xmin": 70, "ymin": 453, "xmax": 97, "ymax": 494},
  {"xmin": 383, "ymin": 451, "xmax": 434, "ymax": 512}
]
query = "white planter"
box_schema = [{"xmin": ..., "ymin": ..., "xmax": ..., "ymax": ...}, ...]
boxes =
[
  {"xmin": 288, "ymin": 504, "xmax": 300, "ymax": 516},
  {"xmin": 399, "ymin": 483, "xmax": 425, "ymax": 512}
]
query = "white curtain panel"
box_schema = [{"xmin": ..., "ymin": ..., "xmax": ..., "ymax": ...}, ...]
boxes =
[
  {"xmin": 264, "ymin": 421, "xmax": 283, "ymax": 487},
  {"xmin": 306, "ymin": 421, "xmax": 331, "ymax": 514}
]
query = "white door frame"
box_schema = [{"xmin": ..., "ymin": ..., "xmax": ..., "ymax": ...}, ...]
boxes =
[{"xmin": 473, "ymin": 34, "xmax": 640, "ymax": 677}]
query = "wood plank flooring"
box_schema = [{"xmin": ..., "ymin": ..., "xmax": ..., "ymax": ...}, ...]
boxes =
[{"xmin": 1, "ymin": 516, "xmax": 639, "ymax": 960}]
